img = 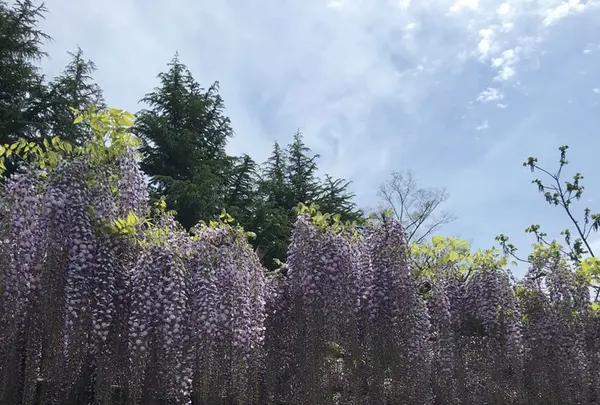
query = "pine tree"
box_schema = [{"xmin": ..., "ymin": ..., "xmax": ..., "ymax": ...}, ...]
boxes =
[
  {"xmin": 0, "ymin": 0, "xmax": 51, "ymax": 144},
  {"xmin": 225, "ymin": 153, "xmax": 258, "ymax": 227},
  {"xmin": 133, "ymin": 54, "xmax": 233, "ymax": 229},
  {"xmin": 252, "ymin": 141, "xmax": 294, "ymax": 268},
  {"xmin": 45, "ymin": 47, "xmax": 104, "ymax": 145},
  {"xmin": 251, "ymin": 202, "xmax": 291, "ymax": 269},
  {"xmin": 285, "ymin": 130, "xmax": 321, "ymax": 207},
  {"xmin": 316, "ymin": 174, "xmax": 363, "ymax": 222},
  {"xmin": 253, "ymin": 136, "xmax": 364, "ymax": 270},
  {"xmin": 262, "ymin": 141, "xmax": 288, "ymax": 206}
]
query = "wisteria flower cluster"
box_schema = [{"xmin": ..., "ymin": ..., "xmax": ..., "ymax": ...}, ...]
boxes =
[{"xmin": 1, "ymin": 111, "xmax": 600, "ymax": 404}]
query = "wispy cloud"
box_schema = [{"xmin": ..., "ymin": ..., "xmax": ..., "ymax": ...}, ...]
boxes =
[
  {"xmin": 26, "ymin": 0, "xmax": 600, "ymax": 276},
  {"xmin": 476, "ymin": 120, "xmax": 490, "ymax": 131},
  {"xmin": 543, "ymin": 0, "xmax": 587, "ymax": 26},
  {"xmin": 478, "ymin": 87, "xmax": 505, "ymax": 104}
]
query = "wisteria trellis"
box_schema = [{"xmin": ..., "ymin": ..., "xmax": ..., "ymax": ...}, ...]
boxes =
[{"xmin": 0, "ymin": 121, "xmax": 599, "ymax": 405}]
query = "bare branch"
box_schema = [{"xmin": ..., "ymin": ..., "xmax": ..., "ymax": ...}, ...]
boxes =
[{"xmin": 376, "ymin": 170, "xmax": 456, "ymax": 243}]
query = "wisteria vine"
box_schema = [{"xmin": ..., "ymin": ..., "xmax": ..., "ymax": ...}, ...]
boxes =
[{"xmin": 0, "ymin": 109, "xmax": 599, "ymax": 405}]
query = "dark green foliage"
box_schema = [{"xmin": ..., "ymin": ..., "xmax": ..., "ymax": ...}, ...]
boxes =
[
  {"xmin": 224, "ymin": 153, "xmax": 259, "ymax": 227},
  {"xmin": 285, "ymin": 130, "xmax": 321, "ymax": 207},
  {"xmin": 133, "ymin": 54, "xmax": 234, "ymax": 230},
  {"xmin": 0, "ymin": 0, "xmax": 50, "ymax": 144},
  {"xmin": 251, "ymin": 203, "xmax": 293, "ymax": 269},
  {"xmin": 251, "ymin": 142, "xmax": 293, "ymax": 267},
  {"xmin": 45, "ymin": 47, "xmax": 105, "ymax": 145},
  {"xmin": 261, "ymin": 141, "xmax": 287, "ymax": 207},
  {"xmin": 0, "ymin": 4, "xmax": 103, "ymax": 177},
  {"xmin": 252, "ymin": 138, "xmax": 363, "ymax": 269},
  {"xmin": 316, "ymin": 174, "xmax": 363, "ymax": 223}
]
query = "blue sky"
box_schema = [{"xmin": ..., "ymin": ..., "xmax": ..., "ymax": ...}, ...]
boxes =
[{"xmin": 30, "ymin": 0, "xmax": 600, "ymax": 277}]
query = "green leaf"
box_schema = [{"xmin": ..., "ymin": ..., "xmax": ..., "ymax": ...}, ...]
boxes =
[
  {"xmin": 448, "ymin": 251, "xmax": 460, "ymax": 262},
  {"xmin": 431, "ymin": 235, "xmax": 443, "ymax": 245},
  {"xmin": 126, "ymin": 211, "xmax": 140, "ymax": 226}
]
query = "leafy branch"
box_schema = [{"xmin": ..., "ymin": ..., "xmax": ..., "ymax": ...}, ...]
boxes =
[
  {"xmin": 523, "ymin": 145, "xmax": 597, "ymax": 261},
  {"xmin": 496, "ymin": 145, "xmax": 600, "ymax": 299}
]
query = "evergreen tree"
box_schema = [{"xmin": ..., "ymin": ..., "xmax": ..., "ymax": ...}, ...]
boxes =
[
  {"xmin": 253, "ymin": 136, "xmax": 364, "ymax": 270},
  {"xmin": 316, "ymin": 174, "xmax": 363, "ymax": 222},
  {"xmin": 45, "ymin": 47, "xmax": 104, "ymax": 145},
  {"xmin": 285, "ymin": 130, "xmax": 321, "ymax": 207},
  {"xmin": 0, "ymin": 0, "xmax": 51, "ymax": 144},
  {"xmin": 262, "ymin": 141, "xmax": 288, "ymax": 206},
  {"xmin": 251, "ymin": 202, "xmax": 291, "ymax": 269},
  {"xmin": 133, "ymin": 54, "xmax": 233, "ymax": 229},
  {"xmin": 225, "ymin": 153, "xmax": 258, "ymax": 227},
  {"xmin": 252, "ymin": 141, "xmax": 294, "ymax": 268}
]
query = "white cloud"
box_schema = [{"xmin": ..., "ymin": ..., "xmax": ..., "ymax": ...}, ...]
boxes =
[
  {"xmin": 327, "ymin": 0, "xmax": 345, "ymax": 9},
  {"xmin": 497, "ymin": 2, "xmax": 511, "ymax": 16},
  {"xmin": 477, "ymin": 28, "xmax": 495, "ymax": 58},
  {"xmin": 543, "ymin": 0, "xmax": 586, "ymax": 26},
  {"xmin": 495, "ymin": 48, "xmax": 519, "ymax": 80},
  {"xmin": 476, "ymin": 120, "xmax": 490, "ymax": 130},
  {"xmin": 405, "ymin": 21, "xmax": 418, "ymax": 32},
  {"xmin": 449, "ymin": 0, "xmax": 480, "ymax": 13},
  {"xmin": 478, "ymin": 87, "xmax": 505, "ymax": 103},
  {"xmin": 593, "ymin": 88, "xmax": 600, "ymax": 93}
]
